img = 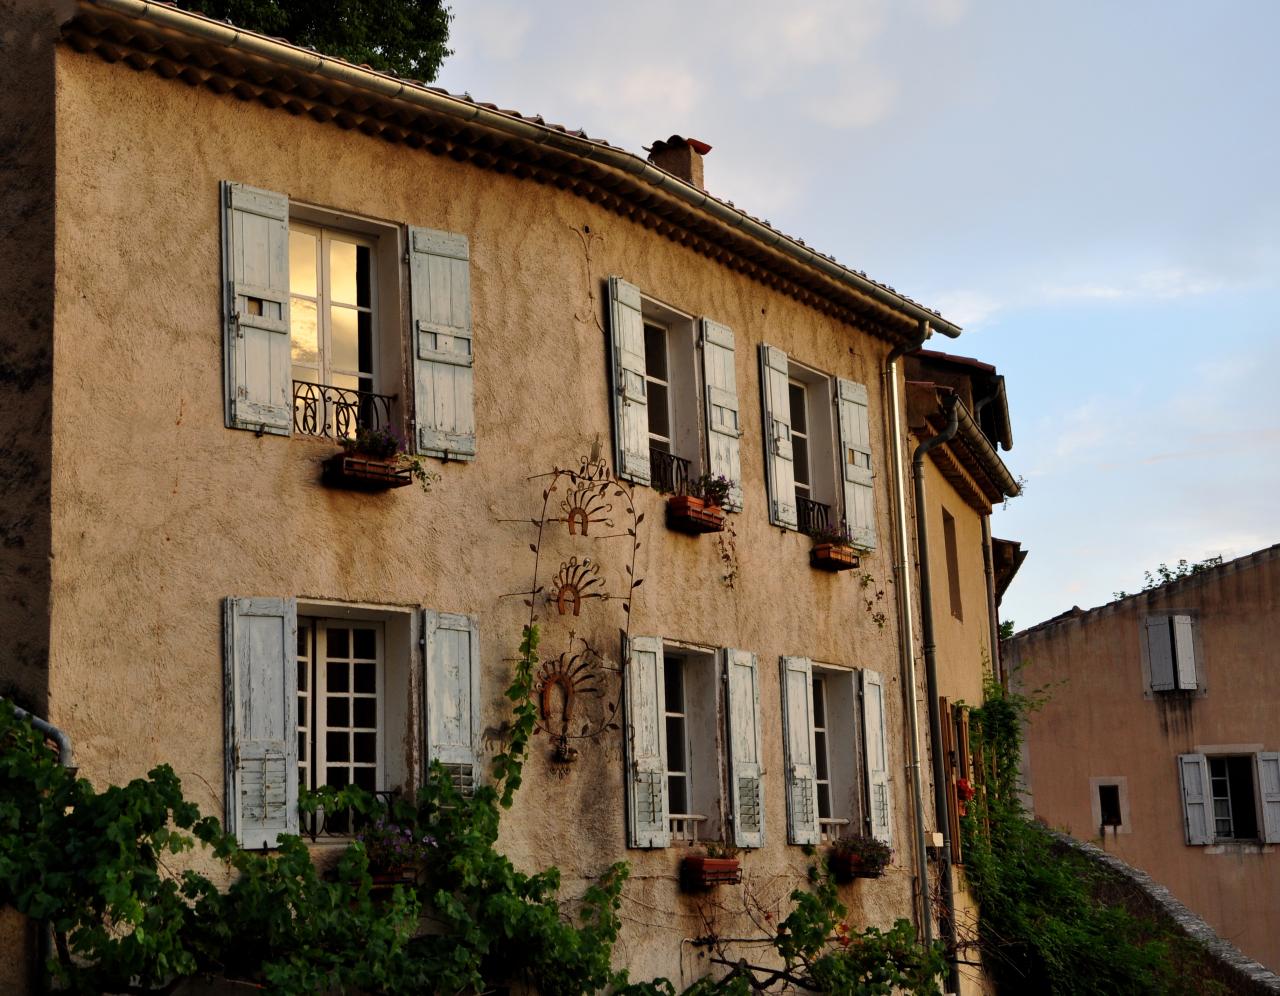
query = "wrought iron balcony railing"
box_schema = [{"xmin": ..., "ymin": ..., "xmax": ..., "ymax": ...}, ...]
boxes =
[
  {"xmin": 797, "ymin": 495, "xmax": 832, "ymax": 536},
  {"xmin": 293, "ymin": 379, "xmax": 396, "ymax": 441},
  {"xmin": 650, "ymin": 447, "xmax": 692, "ymax": 496},
  {"xmin": 301, "ymin": 788, "xmax": 398, "ymax": 839}
]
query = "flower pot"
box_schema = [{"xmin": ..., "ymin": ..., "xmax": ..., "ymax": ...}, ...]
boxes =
[
  {"xmin": 828, "ymin": 852, "xmax": 885, "ymax": 883},
  {"xmin": 322, "ymin": 452, "xmax": 413, "ymax": 491},
  {"xmin": 665, "ymin": 495, "xmax": 726, "ymax": 535},
  {"xmin": 680, "ymin": 855, "xmax": 742, "ymax": 892},
  {"xmin": 810, "ymin": 542, "xmax": 860, "ymax": 572}
]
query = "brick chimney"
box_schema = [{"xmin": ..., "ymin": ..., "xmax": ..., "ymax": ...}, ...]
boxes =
[{"xmin": 647, "ymin": 135, "xmax": 712, "ymax": 190}]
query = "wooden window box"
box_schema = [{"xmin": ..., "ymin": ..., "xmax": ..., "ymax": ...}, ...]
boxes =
[
  {"xmin": 665, "ymin": 495, "xmax": 726, "ymax": 535},
  {"xmin": 828, "ymin": 852, "xmax": 885, "ymax": 883},
  {"xmin": 680, "ymin": 855, "xmax": 741, "ymax": 892},
  {"xmin": 810, "ymin": 542, "xmax": 860, "ymax": 572},
  {"xmin": 322, "ymin": 453, "xmax": 413, "ymax": 491}
]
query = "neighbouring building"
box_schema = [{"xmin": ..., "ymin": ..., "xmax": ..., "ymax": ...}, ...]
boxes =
[
  {"xmin": 0, "ymin": 1, "xmax": 1024, "ymax": 990},
  {"xmin": 1006, "ymin": 545, "xmax": 1280, "ymax": 971}
]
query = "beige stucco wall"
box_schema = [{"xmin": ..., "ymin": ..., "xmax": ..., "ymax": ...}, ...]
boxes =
[
  {"xmin": 33, "ymin": 42, "xmax": 952, "ymax": 986},
  {"xmin": 1008, "ymin": 552, "xmax": 1280, "ymax": 970}
]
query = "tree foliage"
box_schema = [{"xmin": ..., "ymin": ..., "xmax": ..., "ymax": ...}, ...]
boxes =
[
  {"xmin": 961, "ymin": 674, "xmax": 1228, "ymax": 995},
  {"xmin": 178, "ymin": 0, "xmax": 452, "ymax": 81}
]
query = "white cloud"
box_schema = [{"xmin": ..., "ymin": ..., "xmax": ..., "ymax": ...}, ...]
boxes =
[
  {"xmin": 1042, "ymin": 266, "xmax": 1225, "ymax": 303},
  {"xmin": 931, "ymin": 289, "xmax": 1003, "ymax": 329},
  {"xmin": 446, "ymin": 4, "xmax": 532, "ymax": 62}
]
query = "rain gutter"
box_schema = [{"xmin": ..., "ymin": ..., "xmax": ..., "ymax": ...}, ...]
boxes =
[{"xmin": 85, "ymin": 0, "xmax": 963, "ymax": 341}]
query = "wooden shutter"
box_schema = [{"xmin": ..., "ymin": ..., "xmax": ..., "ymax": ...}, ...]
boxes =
[
  {"xmin": 1146, "ymin": 617, "xmax": 1175, "ymax": 691},
  {"xmin": 1171, "ymin": 615, "xmax": 1196, "ymax": 690},
  {"xmin": 724, "ymin": 649, "xmax": 764, "ymax": 848},
  {"xmin": 608, "ymin": 277, "xmax": 650, "ymax": 485},
  {"xmin": 835, "ymin": 378, "xmax": 876, "ymax": 550},
  {"xmin": 780, "ymin": 655, "xmax": 818, "ymax": 845},
  {"xmin": 861, "ymin": 668, "xmax": 892, "ymax": 845},
  {"xmin": 222, "ymin": 182, "xmax": 292, "ymax": 435},
  {"xmin": 224, "ymin": 596, "xmax": 298, "ymax": 849},
  {"xmin": 1177, "ymin": 753, "xmax": 1211, "ymax": 845},
  {"xmin": 701, "ymin": 319, "xmax": 743, "ymax": 510},
  {"xmin": 1258, "ymin": 753, "xmax": 1280, "ymax": 844},
  {"xmin": 410, "ymin": 227, "xmax": 475, "ymax": 460},
  {"xmin": 624, "ymin": 636, "xmax": 669, "ymax": 848},
  {"xmin": 759, "ymin": 344, "xmax": 797, "ymax": 528},
  {"xmin": 424, "ymin": 611, "xmax": 481, "ymax": 795}
]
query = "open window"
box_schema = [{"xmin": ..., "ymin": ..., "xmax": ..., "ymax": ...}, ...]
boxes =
[
  {"xmin": 1144, "ymin": 614, "xmax": 1199, "ymax": 693},
  {"xmin": 606, "ymin": 278, "xmax": 743, "ymax": 508},
  {"xmin": 1179, "ymin": 752, "xmax": 1280, "ymax": 845}
]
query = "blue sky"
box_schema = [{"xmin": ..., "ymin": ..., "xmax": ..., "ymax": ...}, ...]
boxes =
[{"xmin": 436, "ymin": 1, "xmax": 1280, "ymax": 628}]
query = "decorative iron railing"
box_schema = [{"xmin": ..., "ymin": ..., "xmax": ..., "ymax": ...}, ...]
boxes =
[
  {"xmin": 302, "ymin": 788, "xmax": 398, "ymax": 839},
  {"xmin": 797, "ymin": 495, "xmax": 832, "ymax": 536},
  {"xmin": 650, "ymin": 448, "xmax": 692, "ymax": 495},
  {"xmin": 293, "ymin": 379, "xmax": 396, "ymax": 441}
]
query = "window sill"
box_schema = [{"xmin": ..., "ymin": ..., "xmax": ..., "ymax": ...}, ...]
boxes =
[
  {"xmin": 1202, "ymin": 841, "xmax": 1273, "ymax": 855},
  {"xmin": 321, "ymin": 452, "xmax": 414, "ymax": 491},
  {"xmin": 810, "ymin": 542, "xmax": 860, "ymax": 572}
]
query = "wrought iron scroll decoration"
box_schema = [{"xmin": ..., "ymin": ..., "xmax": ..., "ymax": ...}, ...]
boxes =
[{"xmin": 501, "ymin": 455, "xmax": 643, "ymax": 766}]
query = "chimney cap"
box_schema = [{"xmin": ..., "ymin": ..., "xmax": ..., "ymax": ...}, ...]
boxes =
[{"xmin": 647, "ymin": 134, "xmax": 712, "ymax": 156}]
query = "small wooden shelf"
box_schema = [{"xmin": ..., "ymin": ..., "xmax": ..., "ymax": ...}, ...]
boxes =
[{"xmin": 321, "ymin": 453, "xmax": 413, "ymax": 491}]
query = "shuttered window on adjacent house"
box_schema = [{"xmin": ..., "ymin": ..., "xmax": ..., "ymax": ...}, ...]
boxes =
[
  {"xmin": 1179, "ymin": 752, "xmax": 1280, "ymax": 845},
  {"xmin": 1145, "ymin": 614, "xmax": 1198, "ymax": 692}
]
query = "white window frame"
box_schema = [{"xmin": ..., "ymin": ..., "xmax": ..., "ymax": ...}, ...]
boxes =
[
  {"xmin": 1089, "ymin": 775, "xmax": 1132, "ymax": 835},
  {"xmin": 785, "ymin": 362, "xmax": 838, "ymax": 529},
  {"xmin": 642, "ymin": 298, "xmax": 701, "ymax": 480},
  {"xmin": 812, "ymin": 665, "xmax": 861, "ymax": 843},
  {"xmin": 662, "ymin": 644, "xmax": 723, "ymax": 845},
  {"xmin": 644, "ymin": 319, "xmax": 675, "ymax": 454}
]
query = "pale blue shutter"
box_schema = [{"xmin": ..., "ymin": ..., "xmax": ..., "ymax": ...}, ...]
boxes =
[
  {"xmin": 1172, "ymin": 615, "xmax": 1196, "ymax": 690},
  {"xmin": 410, "ymin": 227, "xmax": 475, "ymax": 460},
  {"xmin": 1178, "ymin": 753, "xmax": 1211, "ymax": 844},
  {"xmin": 780, "ymin": 655, "xmax": 818, "ymax": 845},
  {"xmin": 224, "ymin": 597, "xmax": 298, "ymax": 849},
  {"xmin": 701, "ymin": 319, "xmax": 743, "ymax": 510},
  {"xmin": 1258, "ymin": 753, "xmax": 1280, "ymax": 844},
  {"xmin": 1146, "ymin": 617, "xmax": 1175, "ymax": 692},
  {"xmin": 608, "ymin": 277, "xmax": 650, "ymax": 484},
  {"xmin": 835, "ymin": 378, "xmax": 876, "ymax": 550},
  {"xmin": 861, "ymin": 668, "xmax": 892, "ymax": 844},
  {"xmin": 222, "ymin": 182, "xmax": 292, "ymax": 434},
  {"xmin": 724, "ymin": 649, "xmax": 764, "ymax": 848},
  {"xmin": 424, "ymin": 610, "xmax": 481, "ymax": 795},
  {"xmin": 624, "ymin": 636, "xmax": 669, "ymax": 848},
  {"xmin": 759, "ymin": 345, "xmax": 797, "ymax": 528}
]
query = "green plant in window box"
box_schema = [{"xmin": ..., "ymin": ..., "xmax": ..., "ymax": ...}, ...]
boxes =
[
  {"xmin": 688, "ymin": 472, "xmax": 734, "ymax": 509},
  {"xmin": 326, "ymin": 424, "xmax": 441, "ymax": 493},
  {"xmin": 808, "ymin": 521, "xmax": 861, "ymax": 572},
  {"xmin": 828, "ymin": 833, "xmax": 892, "ymax": 882},
  {"xmin": 356, "ymin": 814, "xmax": 437, "ymax": 882}
]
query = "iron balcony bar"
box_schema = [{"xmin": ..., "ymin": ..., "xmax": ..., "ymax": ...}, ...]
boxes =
[
  {"xmin": 650, "ymin": 447, "xmax": 692, "ymax": 496},
  {"xmin": 797, "ymin": 495, "xmax": 832, "ymax": 536},
  {"xmin": 293, "ymin": 379, "xmax": 395, "ymax": 440}
]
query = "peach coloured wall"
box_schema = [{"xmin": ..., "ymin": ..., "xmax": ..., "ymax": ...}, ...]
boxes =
[
  {"xmin": 1008, "ymin": 551, "xmax": 1280, "ymax": 970},
  {"xmin": 38, "ymin": 43, "xmax": 950, "ymax": 985}
]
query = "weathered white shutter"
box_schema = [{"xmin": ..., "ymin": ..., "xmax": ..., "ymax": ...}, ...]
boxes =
[
  {"xmin": 410, "ymin": 227, "xmax": 475, "ymax": 460},
  {"xmin": 1146, "ymin": 617, "xmax": 1175, "ymax": 692},
  {"xmin": 1172, "ymin": 615, "xmax": 1196, "ymax": 690},
  {"xmin": 861, "ymin": 668, "xmax": 892, "ymax": 845},
  {"xmin": 624, "ymin": 636, "xmax": 669, "ymax": 848},
  {"xmin": 224, "ymin": 597, "xmax": 298, "ymax": 849},
  {"xmin": 759, "ymin": 344, "xmax": 797, "ymax": 529},
  {"xmin": 724, "ymin": 649, "xmax": 764, "ymax": 848},
  {"xmin": 424, "ymin": 610, "xmax": 481, "ymax": 795},
  {"xmin": 222, "ymin": 182, "xmax": 292, "ymax": 434},
  {"xmin": 1258, "ymin": 753, "xmax": 1280, "ymax": 844},
  {"xmin": 701, "ymin": 319, "xmax": 743, "ymax": 510},
  {"xmin": 1177, "ymin": 753, "xmax": 1211, "ymax": 845},
  {"xmin": 780, "ymin": 655, "xmax": 818, "ymax": 845},
  {"xmin": 608, "ymin": 277, "xmax": 650, "ymax": 485},
  {"xmin": 835, "ymin": 378, "xmax": 876, "ymax": 550}
]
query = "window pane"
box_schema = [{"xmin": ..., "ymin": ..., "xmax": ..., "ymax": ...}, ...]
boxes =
[
  {"xmin": 644, "ymin": 324, "xmax": 668, "ymax": 381},
  {"xmin": 817, "ymin": 782, "xmax": 832, "ymax": 820},
  {"xmin": 353, "ymin": 697, "xmax": 377, "ymax": 728},
  {"xmin": 326, "ymin": 766, "xmax": 350, "ymax": 787},
  {"xmin": 330, "ymin": 239, "xmax": 359, "ymax": 306},
  {"xmin": 326, "ymin": 698, "xmax": 349, "ymax": 728},
  {"xmin": 331, "ymin": 307, "xmax": 360, "ymax": 375},
  {"xmin": 327, "ymin": 731, "xmax": 349, "ymax": 762},
  {"xmin": 354, "ymin": 732, "xmax": 377, "ymax": 762},
  {"xmin": 666, "ymin": 717, "xmax": 686, "ymax": 772},
  {"xmin": 814, "ymin": 730, "xmax": 829, "ymax": 780},
  {"xmin": 647, "ymin": 383, "xmax": 670, "ymax": 439},
  {"xmin": 812, "ymin": 679, "xmax": 826, "ymax": 724},
  {"xmin": 793, "ymin": 436, "xmax": 811, "ymax": 488},
  {"xmin": 353, "ymin": 662, "xmax": 376, "ymax": 694},
  {"xmin": 290, "ymin": 298, "xmax": 319, "ymax": 368},
  {"xmin": 289, "ymin": 229, "xmax": 317, "ymax": 298},
  {"xmin": 664, "ymin": 661, "xmax": 684, "ymax": 712},
  {"xmin": 356, "ymin": 244, "xmax": 372, "ymax": 308},
  {"xmin": 353, "ymin": 628, "xmax": 376, "ymax": 660},
  {"xmin": 358, "ymin": 311, "xmax": 373, "ymax": 374},
  {"xmin": 353, "ymin": 767, "xmax": 376, "ymax": 791},
  {"xmin": 789, "ymin": 382, "xmax": 808, "ymax": 433},
  {"xmin": 327, "ymin": 661, "xmax": 349, "ymax": 693},
  {"xmin": 668, "ymin": 775, "xmax": 688, "ymax": 815},
  {"xmin": 327, "ymin": 628, "xmax": 349, "ymax": 658}
]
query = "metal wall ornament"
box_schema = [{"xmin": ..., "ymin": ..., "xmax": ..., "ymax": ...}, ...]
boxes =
[{"xmin": 501, "ymin": 455, "xmax": 643, "ymax": 769}]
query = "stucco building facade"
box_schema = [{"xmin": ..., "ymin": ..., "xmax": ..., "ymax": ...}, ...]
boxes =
[
  {"xmin": 1006, "ymin": 545, "xmax": 1280, "ymax": 971},
  {"xmin": 1, "ymin": 1, "xmax": 1023, "ymax": 990}
]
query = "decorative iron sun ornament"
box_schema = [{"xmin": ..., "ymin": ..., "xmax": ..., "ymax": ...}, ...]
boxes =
[
  {"xmin": 550, "ymin": 556, "xmax": 605, "ymax": 616},
  {"xmin": 533, "ymin": 637, "xmax": 619, "ymax": 763}
]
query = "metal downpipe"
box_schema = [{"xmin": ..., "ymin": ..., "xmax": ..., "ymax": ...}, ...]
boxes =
[
  {"xmin": 981, "ymin": 515, "xmax": 1003, "ymax": 686},
  {"xmin": 884, "ymin": 321, "xmax": 934, "ymax": 946},
  {"xmin": 912, "ymin": 395, "xmax": 961, "ymax": 993}
]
